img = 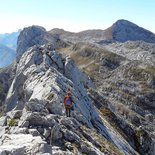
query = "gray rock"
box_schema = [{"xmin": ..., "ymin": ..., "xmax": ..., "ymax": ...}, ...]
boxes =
[
  {"xmin": 0, "ymin": 134, "xmax": 52, "ymax": 155},
  {"xmin": 16, "ymin": 26, "xmax": 46, "ymax": 62},
  {"xmin": 25, "ymin": 99, "xmax": 47, "ymax": 112},
  {"xmin": 43, "ymin": 128, "xmax": 51, "ymax": 139},
  {"xmin": 29, "ymin": 129, "xmax": 40, "ymax": 137},
  {"xmin": 37, "ymin": 127, "xmax": 44, "ymax": 135},
  {"xmin": 7, "ymin": 110, "xmax": 23, "ymax": 119},
  {"xmin": 16, "ymin": 25, "xmax": 67, "ymax": 62},
  {"xmin": 5, "ymin": 72, "xmax": 27, "ymax": 112},
  {"xmin": 0, "ymin": 116, "xmax": 7, "ymax": 126},
  {"xmin": 81, "ymin": 142, "xmax": 102, "ymax": 155},
  {"xmin": 51, "ymin": 124, "xmax": 63, "ymax": 143},
  {"xmin": 0, "ymin": 127, "xmax": 7, "ymax": 139},
  {"xmin": 38, "ymin": 143, "xmax": 52, "ymax": 154},
  {"xmin": 62, "ymin": 129, "xmax": 80, "ymax": 142},
  {"xmin": 18, "ymin": 120, "xmax": 29, "ymax": 128},
  {"xmin": 44, "ymin": 114, "xmax": 58, "ymax": 127},
  {"xmin": 60, "ymin": 117, "xmax": 80, "ymax": 130},
  {"xmin": 6, "ymin": 126, "xmax": 28, "ymax": 135},
  {"xmin": 145, "ymin": 114, "xmax": 154, "ymax": 122}
]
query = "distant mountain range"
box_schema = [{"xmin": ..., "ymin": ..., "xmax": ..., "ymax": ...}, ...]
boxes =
[
  {"xmin": 0, "ymin": 44, "xmax": 16, "ymax": 67},
  {"xmin": 0, "ymin": 30, "xmax": 21, "ymax": 68},
  {"xmin": 1, "ymin": 19, "xmax": 155, "ymax": 68},
  {"xmin": 49, "ymin": 19, "xmax": 155, "ymax": 44}
]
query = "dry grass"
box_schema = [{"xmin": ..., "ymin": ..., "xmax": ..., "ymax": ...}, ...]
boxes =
[
  {"xmin": 100, "ymin": 107, "xmax": 132, "ymax": 141},
  {"xmin": 123, "ymin": 65, "xmax": 155, "ymax": 81},
  {"xmin": 58, "ymin": 46, "xmax": 100, "ymax": 79},
  {"xmin": 81, "ymin": 125, "xmax": 124, "ymax": 155}
]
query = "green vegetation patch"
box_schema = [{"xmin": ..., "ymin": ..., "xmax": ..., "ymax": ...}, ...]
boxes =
[{"xmin": 8, "ymin": 118, "xmax": 17, "ymax": 126}]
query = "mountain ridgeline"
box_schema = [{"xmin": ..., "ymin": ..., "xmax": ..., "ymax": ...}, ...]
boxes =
[
  {"xmin": 0, "ymin": 19, "xmax": 155, "ymax": 155},
  {"xmin": 49, "ymin": 19, "xmax": 155, "ymax": 44},
  {"xmin": 0, "ymin": 30, "xmax": 21, "ymax": 68}
]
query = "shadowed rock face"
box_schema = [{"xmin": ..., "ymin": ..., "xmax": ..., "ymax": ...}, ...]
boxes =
[
  {"xmin": 0, "ymin": 63, "xmax": 16, "ymax": 113},
  {"xmin": 112, "ymin": 20, "xmax": 155, "ymax": 43}
]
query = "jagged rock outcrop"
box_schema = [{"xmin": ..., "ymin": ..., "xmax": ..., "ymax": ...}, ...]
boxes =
[
  {"xmin": 101, "ymin": 40, "xmax": 155, "ymax": 66},
  {"xmin": 17, "ymin": 26, "xmax": 68, "ymax": 62},
  {"xmin": 0, "ymin": 27, "xmax": 139, "ymax": 154}
]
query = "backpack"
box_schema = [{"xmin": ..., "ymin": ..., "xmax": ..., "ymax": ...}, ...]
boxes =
[{"xmin": 66, "ymin": 97, "xmax": 72, "ymax": 106}]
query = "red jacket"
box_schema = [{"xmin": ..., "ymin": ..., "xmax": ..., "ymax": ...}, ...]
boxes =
[{"xmin": 64, "ymin": 95, "xmax": 72, "ymax": 108}]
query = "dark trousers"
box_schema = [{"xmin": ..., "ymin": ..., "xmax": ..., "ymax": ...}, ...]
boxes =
[{"xmin": 65, "ymin": 107, "xmax": 71, "ymax": 117}]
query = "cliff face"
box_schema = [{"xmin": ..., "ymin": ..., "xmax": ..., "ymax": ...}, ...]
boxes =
[
  {"xmin": 0, "ymin": 63, "xmax": 16, "ymax": 113},
  {"xmin": 16, "ymin": 26, "xmax": 68, "ymax": 62}
]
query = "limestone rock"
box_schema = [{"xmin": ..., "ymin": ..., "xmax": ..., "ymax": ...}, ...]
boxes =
[
  {"xmin": 16, "ymin": 26, "xmax": 67, "ymax": 62},
  {"xmin": 2, "ymin": 34, "xmax": 148, "ymax": 155},
  {"xmin": 0, "ymin": 116, "xmax": 7, "ymax": 126},
  {"xmin": 112, "ymin": 19, "xmax": 155, "ymax": 43},
  {"xmin": 0, "ymin": 134, "xmax": 52, "ymax": 155}
]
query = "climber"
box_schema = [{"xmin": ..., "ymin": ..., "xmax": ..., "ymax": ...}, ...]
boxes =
[{"xmin": 64, "ymin": 90, "xmax": 73, "ymax": 117}]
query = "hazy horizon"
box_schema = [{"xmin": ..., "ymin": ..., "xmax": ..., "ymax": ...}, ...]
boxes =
[{"xmin": 0, "ymin": 0, "xmax": 155, "ymax": 33}]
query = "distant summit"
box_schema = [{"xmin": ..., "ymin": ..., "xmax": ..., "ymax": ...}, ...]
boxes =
[
  {"xmin": 111, "ymin": 19, "xmax": 155, "ymax": 43},
  {"xmin": 0, "ymin": 29, "xmax": 21, "ymax": 50},
  {"xmin": 0, "ymin": 30, "xmax": 20, "ymax": 68},
  {"xmin": 0, "ymin": 44, "xmax": 16, "ymax": 68},
  {"xmin": 1, "ymin": 19, "xmax": 155, "ymax": 68},
  {"xmin": 49, "ymin": 19, "xmax": 155, "ymax": 44}
]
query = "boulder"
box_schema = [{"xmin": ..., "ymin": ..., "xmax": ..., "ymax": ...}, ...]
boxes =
[
  {"xmin": 0, "ymin": 116, "xmax": 7, "ymax": 126},
  {"xmin": 0, "ymin": 134, "xmax": 52, "ymax": 155}
]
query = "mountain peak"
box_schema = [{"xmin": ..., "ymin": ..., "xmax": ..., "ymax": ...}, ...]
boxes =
[
  {"xmin": 26, "ymin": 25, "xmax": 46, "ymax": 32},
  {"xmin": 16, "ymin": 26, "xmax": 47, "ymax": 62},
  {"xmin": 111, "ymin": 19, "xmax": 155, "ymax": 43},
  {"xmin": 115, "ymin": 19, "xmax": 137, "ymax": 25}
]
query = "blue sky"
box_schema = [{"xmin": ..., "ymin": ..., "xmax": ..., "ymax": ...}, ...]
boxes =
[{"xmin": 0, "ymin": 0, "xmax": 155, "ymax": 33}]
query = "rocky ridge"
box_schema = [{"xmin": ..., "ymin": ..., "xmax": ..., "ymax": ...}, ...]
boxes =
[
  {"xmin": 0, "ymin": 26, "xmax": 139, "ymax": 155},
  {"xmin": 49, "ymin": 19, "xmax": 155, "ymax": 44},
  {"xmin": 0, "ymin": 19, "xmax": 155, "ymax": 155},
  {"xmin": 0, "ymin": 47, "xmax": 135, "ymax": 154}
]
